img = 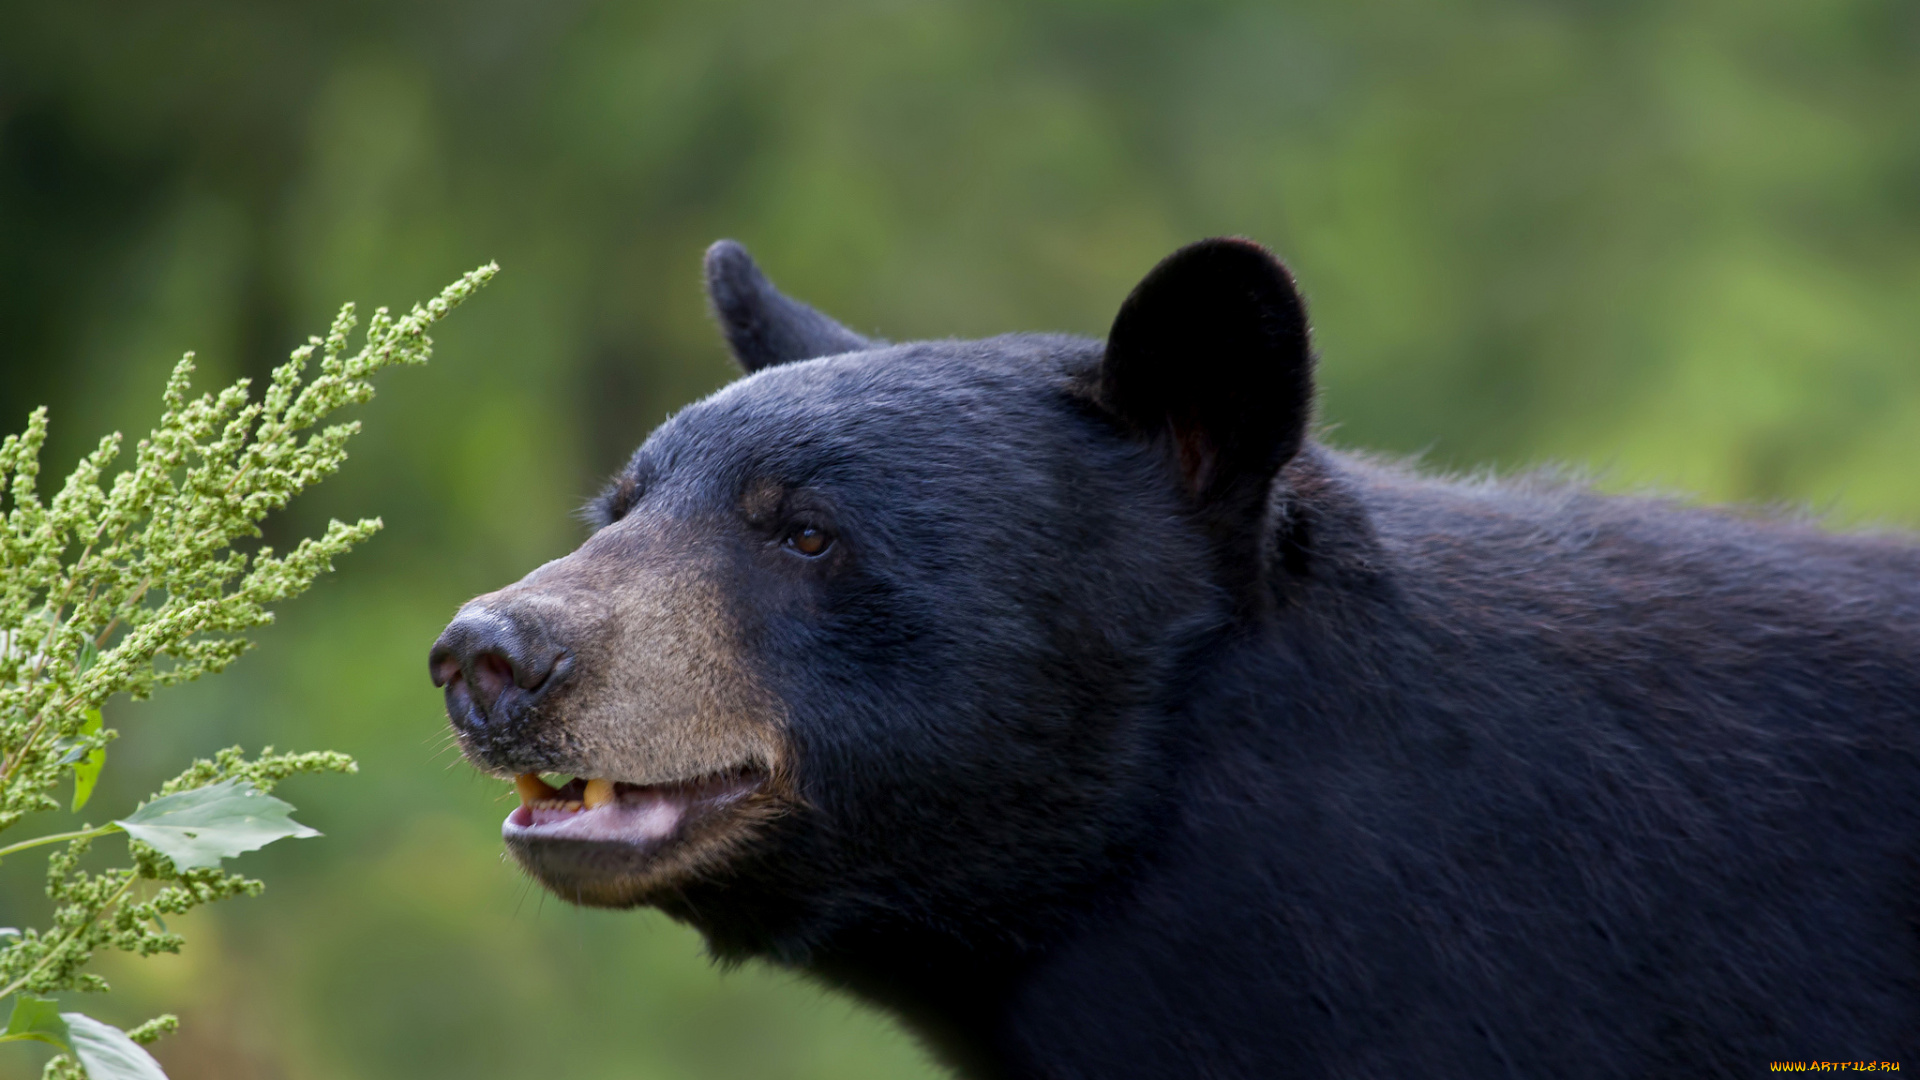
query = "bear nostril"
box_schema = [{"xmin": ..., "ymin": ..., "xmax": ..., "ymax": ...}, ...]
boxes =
[
  {"xmin": 442, "ymin": 669, "xmax": 480, "ymax": 730},
  {"xmin": 472, "ymin": 652, "xmax": 516, "ymax": 715},
  {"xmin": 430, "ymin": 607, "xmax": 570, "ymax": 736}
]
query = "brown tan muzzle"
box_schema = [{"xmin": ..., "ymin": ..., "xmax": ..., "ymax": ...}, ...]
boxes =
[{"xmin": 428, "ymin": 532, "xmax": 788, "ymax": 904}]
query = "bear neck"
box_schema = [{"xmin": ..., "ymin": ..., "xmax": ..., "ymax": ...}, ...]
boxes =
[{"xmin": 659, "ymin": 449, "xmax": 1402, "ymax": 1078}]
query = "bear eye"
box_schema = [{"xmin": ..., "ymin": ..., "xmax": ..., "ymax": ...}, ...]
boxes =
[{"xmin": 785, "ymin": 525, "xmax": 832, "ymax": 557}]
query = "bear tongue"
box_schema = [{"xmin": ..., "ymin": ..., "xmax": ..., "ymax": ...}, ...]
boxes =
[
  {"xmin": 506, "ymin": 780, "xmax": 687, "ymax": 841},
  {"xmin": 504, "ymin": 777, "xmax": 685, "ymax": 845}
]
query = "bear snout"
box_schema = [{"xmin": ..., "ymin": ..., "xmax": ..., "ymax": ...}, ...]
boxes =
[{"xmin": 430, "ymin": 604, "xmax": 574, "ymax": 747}]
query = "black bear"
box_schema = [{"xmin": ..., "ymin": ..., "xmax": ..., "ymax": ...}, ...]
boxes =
[{"xmin": 430, "ymin": 238, "xmax": 1920, "ymax": 1077}]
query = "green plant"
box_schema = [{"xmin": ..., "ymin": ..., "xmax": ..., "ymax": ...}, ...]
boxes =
[{"xmin": 0, "ymin": 263, "xmax": 496, "ymax": 1079}]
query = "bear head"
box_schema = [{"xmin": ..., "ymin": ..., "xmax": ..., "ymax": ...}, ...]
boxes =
[{"xmin": 430, "ymin": 238, "xmax": 1317, "ymax": 957}]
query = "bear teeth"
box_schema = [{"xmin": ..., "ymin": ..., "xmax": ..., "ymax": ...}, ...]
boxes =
[
  {"xmin": 583, "ymin": 777, "xmax": 616, "ymax": 810},
  {"xmin": 514, "ymin": 772, "xmax": 621, "ymax": 812},
  {"xmin": 515, "ymin": 772, "xmax": 558, "ymax": 805}
]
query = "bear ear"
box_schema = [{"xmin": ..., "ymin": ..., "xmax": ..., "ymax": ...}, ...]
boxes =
[
  {"xmin": 1099, "ymin": 237, "xmax": 1314, "ymax": 511},
  {"xmin": 704, "ymin": 240, "xmax": 877, "ymax": 373}
]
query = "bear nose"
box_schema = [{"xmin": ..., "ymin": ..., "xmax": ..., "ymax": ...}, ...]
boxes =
[{"xmin": 429, "ymin": 607, "xmax": 569, "ymax": 734}]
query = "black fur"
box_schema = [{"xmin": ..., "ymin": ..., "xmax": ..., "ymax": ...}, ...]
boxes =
[{"xmin": 560, "ymin": 241, "xmax": 1920, "ymax": 1075}]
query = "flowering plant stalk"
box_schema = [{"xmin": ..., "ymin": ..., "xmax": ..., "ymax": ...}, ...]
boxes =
[{"xmin": 0, "ymin": 263, "xmax": 495, "ymax": 1079}]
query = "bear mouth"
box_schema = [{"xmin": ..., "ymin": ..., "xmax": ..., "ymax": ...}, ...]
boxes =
[
  {"xmin": 503, "ymin": 768, "xmax": 766, "ymax": 848},
  {"xmin": 500, "ymin": 766, "xmax": 776, "ymax": 907}
]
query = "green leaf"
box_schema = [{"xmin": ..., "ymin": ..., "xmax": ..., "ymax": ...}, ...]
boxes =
[
  {"xmin": 62, "ymin": 1013, "xmax": 168, "ymax": 1080},
  {"xmin": 0, "ymin": 995, "xmax": 69, "ymax": 1050},
  {"xmin": 70, "ymin": 710, "xmax": 105, "ymax": 813},
  {"xmin": 114, "ymin": 779, "xmax": 319, "ymax": 870}
]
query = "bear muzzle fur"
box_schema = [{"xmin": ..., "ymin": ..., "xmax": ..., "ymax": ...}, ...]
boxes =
[{"xmin": 430, "ymin": 516, "xmax": 792, "ymax": 906}]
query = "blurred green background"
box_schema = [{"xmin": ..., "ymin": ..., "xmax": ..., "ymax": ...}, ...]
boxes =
[{"xmin": 1, "ymin": 0, "xmax": 1916, "ymax": 1076}]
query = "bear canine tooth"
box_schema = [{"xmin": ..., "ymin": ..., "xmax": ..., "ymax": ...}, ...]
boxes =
[
  {"xmin": 514, "ymin": 772, "xmax": 558, "ymax": 806},
  {"xmin": 583, "ymin": 777, "xmax": 615, "ymax": 810}
]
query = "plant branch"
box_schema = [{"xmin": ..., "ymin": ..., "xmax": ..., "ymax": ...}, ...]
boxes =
[{"xmin": 0, "ymin": 824, "xmax": 122, "ymax": 866}]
